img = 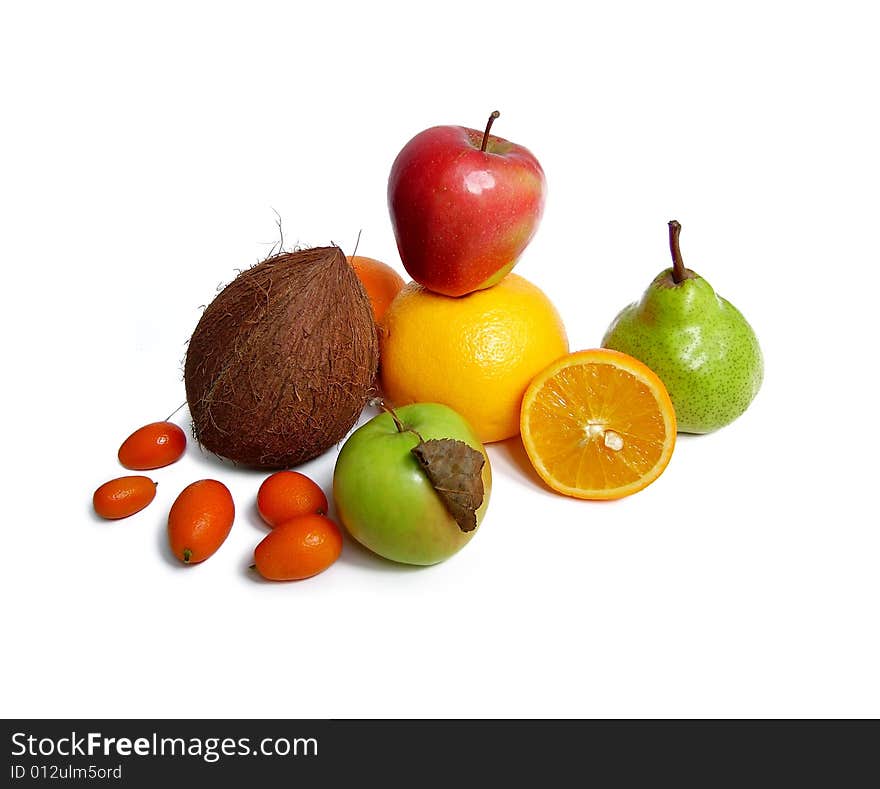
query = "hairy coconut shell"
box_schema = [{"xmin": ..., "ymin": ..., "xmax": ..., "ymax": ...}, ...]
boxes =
[{"xmin": 184, "ymin": 246, "xmax": 379, "ymax": 468}]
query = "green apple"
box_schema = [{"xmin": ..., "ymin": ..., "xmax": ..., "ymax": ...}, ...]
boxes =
[{"xmin": 333, "ymin": 403, "xmax": 492, "ymax": 566}]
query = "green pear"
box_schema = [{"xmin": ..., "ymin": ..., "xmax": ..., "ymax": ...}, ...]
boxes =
[{"xmin": 602, "ymin": 220, "xmax": 763, "ymax": 434}]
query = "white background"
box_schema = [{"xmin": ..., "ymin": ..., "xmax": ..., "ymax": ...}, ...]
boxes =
[{"xmin": 2, "ymin": 1, "xmax": 878, "ymax": 719}]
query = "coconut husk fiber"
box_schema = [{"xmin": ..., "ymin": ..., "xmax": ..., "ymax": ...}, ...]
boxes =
[{"xmin": 184, "ymin": 246, "xmax": 378, "ymax": 468}]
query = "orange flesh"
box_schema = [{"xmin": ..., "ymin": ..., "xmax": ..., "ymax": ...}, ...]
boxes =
[{"xmin": 522, "ymin": 351, "xmax": 676, "ymax": 499}]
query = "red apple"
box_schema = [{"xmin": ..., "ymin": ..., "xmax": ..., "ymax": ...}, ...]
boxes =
[{"xmin": 388, "ymin": 111, "xmax": 546, "ymax": 297}]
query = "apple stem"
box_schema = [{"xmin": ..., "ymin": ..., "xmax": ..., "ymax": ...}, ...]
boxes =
[
  {"xmin": 668, "ymin": 220, "xmax": 688, "ymax": 284},
  {"xmin": 480, "ymin": 110, "xmax": 501, "ymax": 152},
  {"xmin": 376, "ymin": 399, "xmax": 424, "ymax": 442},
  {"xmin": 384, "ymin": 404, "xmax": 407, "ymax": 433}
]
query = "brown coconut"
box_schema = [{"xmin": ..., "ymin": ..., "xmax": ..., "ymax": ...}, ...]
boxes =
[{"xmin": 184, "ymin": 246, "xmax": 378, "ymax": 468}]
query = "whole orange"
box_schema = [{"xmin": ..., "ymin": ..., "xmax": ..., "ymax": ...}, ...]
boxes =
[
  {"xmin": 379, "ymin": 274, "xmax": 568, "ymax": 443},
  {"xmin": 348, "ymin": 255, "xmax": 406, "ymax": 323}
]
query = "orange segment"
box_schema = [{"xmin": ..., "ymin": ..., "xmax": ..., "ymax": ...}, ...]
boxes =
[{"xmin": 520, "ymin": 349, "xmax": 676, "ymax": 500}]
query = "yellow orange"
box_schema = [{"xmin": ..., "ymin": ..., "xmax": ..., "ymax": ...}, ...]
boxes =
[
  {"xmin": 379, "ymin": 274, "xmax": 568, "ymax": 443},
  {"xmin": 348, "ymin": 255, "xmax": 406, "ymax": 322},
  {"xmin": 520, "ymin": 348, "xmax": 676, "ymax": 500}
]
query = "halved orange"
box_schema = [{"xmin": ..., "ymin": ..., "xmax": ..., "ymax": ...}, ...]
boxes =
[{"xmin": 520, "ymin": 349, "xmax": 676, "ymax": 500}]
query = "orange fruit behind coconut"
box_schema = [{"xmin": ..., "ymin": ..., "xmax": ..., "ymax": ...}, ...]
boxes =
[
  {"xmin": 379, "ymin": 274, "xmax": 568, "ymax": 443},
  {"xmin": 348, "ymin": 255, "xmax": 406, "ymax": 323}
]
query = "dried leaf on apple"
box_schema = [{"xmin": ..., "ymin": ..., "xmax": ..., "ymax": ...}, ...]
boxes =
[{"xmin": 411, "ymin": 438, "xmax": 485, "ymax": 533}]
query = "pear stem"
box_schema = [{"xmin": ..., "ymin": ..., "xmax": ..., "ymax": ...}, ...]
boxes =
[
  {"xmin": 668, "ymin": 220, "xmax": 687, "ymax": 284},
  {"xmin": 480, "ymin": 111, "xmax": 501, "ymax": 152}
]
